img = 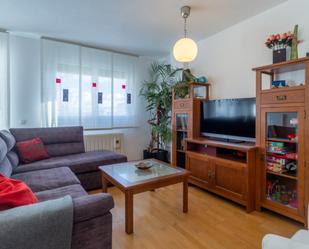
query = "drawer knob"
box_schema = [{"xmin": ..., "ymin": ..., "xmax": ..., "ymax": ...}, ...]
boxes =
[
  {"xmin": 276, "ymin": 95, "xmax": 287, "ymax": 101},
  {"xmin": 180, "ymin": 103, "xmax": 184, "ymax": 107}
]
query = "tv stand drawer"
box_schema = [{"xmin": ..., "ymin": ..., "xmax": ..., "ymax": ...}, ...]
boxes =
[
  {"xmin": 173, "ymin": 100, "xmax": 192, "ymax": 110},
  {"xmin": 261, "ymin": 89, "xmax": 304, "ymax": 105}
]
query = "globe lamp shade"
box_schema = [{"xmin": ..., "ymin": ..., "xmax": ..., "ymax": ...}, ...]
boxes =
[{"xmin": 173, "ymin": 38, "xmax": 198, "ymax": 62}]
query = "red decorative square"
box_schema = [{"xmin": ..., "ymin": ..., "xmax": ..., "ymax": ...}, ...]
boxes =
[
  {"xmin": 92, "ymin": 82, "xmax": 97, "ymax": 88},
  {"xmin": 122, "ymin": 84, "xmax": 126, "ymax": 89},
  {"xmin": 56, "ymin": 78, "xmax": 61, "ymax": 84},
  {"xmin": 16, "ymin": 137, "xmax": 50, "ymax": 164}
]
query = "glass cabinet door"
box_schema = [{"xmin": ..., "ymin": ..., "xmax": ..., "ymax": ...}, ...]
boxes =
[
  {"xmin": 261, "ymin": 108, "xmax": 304, "ymax": 214},
  {"xmin": 174, "ymin": 112, "xmax": 191, "ymax": 168}
]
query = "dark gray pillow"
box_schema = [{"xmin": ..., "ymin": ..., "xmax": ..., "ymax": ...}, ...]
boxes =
[{"xmin": 0, "ymin": 130, "xmax": 16, "ymax": 151}]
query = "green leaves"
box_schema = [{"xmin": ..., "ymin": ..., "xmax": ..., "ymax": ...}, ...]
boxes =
[{"xmin": 140, "ymin": 62, "xmax": 181, "ymax": 149}]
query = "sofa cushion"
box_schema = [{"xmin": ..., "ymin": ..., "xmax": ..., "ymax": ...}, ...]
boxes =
[
  {"xmin": 35, "ymin": 184, "xmax": 87, "ymax": 202},
  {"xmin": 65, "ymin": 151, "xmax": 127, "ymax": 174},
  {"xmin": 0, "ymin": 157, "xmax": 13, "ymax": 177},
  {"xmin": 16, "ymin": 137, "xmax": 50, "ymax": 164},
  {"xmin": 12, "ymin": 167, "xmax": 80, "ymax": 192},
  {"xmin": 0, "ymin": 137, "xmax": 7, "ymax": 162},
  {"xmin": 13, "ymin": 150, "xmax": 127, "ymax": 175},
  {"xmin": 73, "ymin": 193, "xmax": 114, "ymax": 223},
  {"xmin": 0, "ymin": 130, "xmax": 15, "ymax": 151},
  {"xmin": 10, "ymin": 126, "xmax": 85, "ymax": 157},
  {"xmin": 6, "ymin": 151, "xmax": 19, "ymax": 169},
  {"xmin": 13, "ymin": 157, "xmax": 71, "ymax": 174}
]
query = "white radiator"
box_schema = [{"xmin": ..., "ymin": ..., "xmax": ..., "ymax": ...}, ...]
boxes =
[{"xmin": 84, "ymin": 134, "xmax": 124, "ymax": 154}]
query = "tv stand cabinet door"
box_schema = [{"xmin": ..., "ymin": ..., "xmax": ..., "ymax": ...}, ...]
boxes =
[
  {"xmin": 186, "ymin": 153, "xmax": 213, "ymax": 187},
  {"xmin": 212, "ymin": 159, "xmax": 247, "ymax": 202}
]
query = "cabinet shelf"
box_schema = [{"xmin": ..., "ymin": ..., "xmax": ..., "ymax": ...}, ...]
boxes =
[
  {"xmin": 265, "ymin": 198, "xmax": 297, "ymax": 210},
  {"xmin": 176, "ymin": 129, "xmax": 188, "ymax": 132},
  {"xmin": 266, "ymin": 170, "xmax": 297, "ymax": 180},
  {"xmin": 267, "ymin": 138, "xmax": 297, "ymax": 144},
  {"xmin": 252, "ymin": 56, "xmax": 309, "ymax": 74},
  {"xmin": 261, "ymin": 85, "xmax": 305, "ymax": 93},
  {"xmin": 266, "ymin": 151, "xmax": 297, "ymax": 160}
]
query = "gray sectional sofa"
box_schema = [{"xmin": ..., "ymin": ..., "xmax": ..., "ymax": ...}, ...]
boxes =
[{"xmin": 0, "ymin": 126, "xmax": 128, "ymax": 249}]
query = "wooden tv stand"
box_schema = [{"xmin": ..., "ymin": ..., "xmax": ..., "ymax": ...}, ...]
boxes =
[{"xmin": 184, "ymin": 137, "xmax": 257, "ymax": 212}]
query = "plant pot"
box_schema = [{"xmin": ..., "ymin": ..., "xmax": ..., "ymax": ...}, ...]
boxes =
[
  {"xmin": 273, "ymin": 48, "xmax": 287, "ymax": 64},
  {"xmin": 143, "ymin": 150, "xmax": 154, "ymax": 160},
  {"xmin": 143, "ymin": 149, "xmax": 169, "ymax": 163}
]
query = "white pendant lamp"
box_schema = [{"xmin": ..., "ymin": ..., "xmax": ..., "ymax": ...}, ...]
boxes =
[{"xmin": 173, "ymin": 6, "xmax": 198, "ymax": 63}]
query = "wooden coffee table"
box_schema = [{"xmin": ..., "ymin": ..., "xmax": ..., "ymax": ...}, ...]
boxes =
[{"xmin": 99, "ymin": 159, "xmax": 190, "ymax": 234}]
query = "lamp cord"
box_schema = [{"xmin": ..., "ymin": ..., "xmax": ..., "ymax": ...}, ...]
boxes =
[{"xmin": 184, "ymin": 17, "xmax": 187, "ymax": 38}]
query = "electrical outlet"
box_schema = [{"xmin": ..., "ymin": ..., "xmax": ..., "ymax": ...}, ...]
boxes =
[
  {"xmin": 114, "ymin": 139, "xmax": 121, "ymax": 149},
  {"xmin": 20, "ymin": 120, "xmax": 27, "ymax": 125}
]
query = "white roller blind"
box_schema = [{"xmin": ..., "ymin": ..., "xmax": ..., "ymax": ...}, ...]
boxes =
[
  {"xmin": 81, "ymin": 47, "xmax": 112, "ymax": 129},
  {"xmin": 113, "ymin": 53, "xmax": 138, "ymax": 127},
  {"xmin": 42, "ymin": 39, "xmax": 139, "ymax": 129},
  {"xmin": 0, "ymin": 32, "xmax": 9, "ymax": 129},
  {"xmin": 42, "ymin": 39, "xmax": 80, "ymax": 127}
]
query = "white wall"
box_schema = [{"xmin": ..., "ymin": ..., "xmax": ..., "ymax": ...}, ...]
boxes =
[
  {"xmin": 10, "ymin": 34, "xmax": 41, "ymax": 127},
  {"xmin": 172, "ymin": 0, "xmax": 309, "ymax": 100},
  {"xmin": 8, "ymin": 35, "xmax": 156, "ymax": 160}
]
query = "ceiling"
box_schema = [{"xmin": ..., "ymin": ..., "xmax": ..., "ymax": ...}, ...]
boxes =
[{"xmin": 0, "ymin": 0, "xmax": 287, "ymax": 56}]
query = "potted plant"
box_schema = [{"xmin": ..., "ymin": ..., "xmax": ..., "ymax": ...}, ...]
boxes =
[
  {"xmin": 140, "ymin": 62, "xmax": 181, "ymax": 162},
  {"xmin": 265, "ymin": 31, "xmax": 293, "ymax": 63}
]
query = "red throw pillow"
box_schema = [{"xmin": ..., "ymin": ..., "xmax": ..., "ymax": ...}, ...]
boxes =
[
  {"xmin": 0, "ymin": 174, "xmax": 38, "ymax": 211},
  {"xmin": 16, "ymin": 137, "xmax": 50, "ymax": 164}
]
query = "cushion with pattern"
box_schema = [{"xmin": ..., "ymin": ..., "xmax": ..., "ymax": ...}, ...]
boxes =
[{"xmin": 16, "ymin": 137, "xmax": 50, "ymax": 164}]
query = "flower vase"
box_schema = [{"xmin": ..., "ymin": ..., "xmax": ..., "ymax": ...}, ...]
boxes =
[
  {"xmin": 273, "ymin": 48, "xmax": 287, "ymax": 64},
  {"xmin": 290, "ymin": 24, "xmax": 299, "ymax": 60}
]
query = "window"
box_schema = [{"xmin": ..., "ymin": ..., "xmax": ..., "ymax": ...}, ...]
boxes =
[
  {"xmin": 0, "ymin": 32, "xmax": 9, "ymax": 129},
  {"xmin": 42, "ymin": 39, "xmax": 138, "ymax": 129}
]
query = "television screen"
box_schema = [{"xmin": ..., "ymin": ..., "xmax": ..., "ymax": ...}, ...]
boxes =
[{"xmin": 200, "ymin": 98, "xmax": 256, "ymax": 142}]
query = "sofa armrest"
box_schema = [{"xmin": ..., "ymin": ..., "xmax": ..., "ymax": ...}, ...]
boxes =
[
  {"xmin": 73, "ymin": 193, "xmax": 114, "ymax": 223},
  {"xmin": 262, "ymin": 234, "xmax": 309, "ymax": 249}
]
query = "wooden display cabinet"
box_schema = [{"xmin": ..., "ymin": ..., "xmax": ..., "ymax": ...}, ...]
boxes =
[
  {"xmin": 171, "ymin": 82, "xmax": 210, "ymax": 168},
  {"xmin": 253, "ymin": 57, "xmax": 309, "ymax": 225}
]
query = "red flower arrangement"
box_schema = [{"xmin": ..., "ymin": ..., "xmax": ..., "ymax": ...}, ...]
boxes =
[{"xmin": 265, "ymin": 32, "xmax": 293, "ymax": 50}]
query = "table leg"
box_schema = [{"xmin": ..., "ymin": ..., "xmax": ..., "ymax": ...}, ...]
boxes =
[
  {"xmin": 101, "ymin": 174, "xmax": 108, "ymax": 193},
  {"xmin": 183, "ymin": 178, "xmax": 188, "ymax": 213},
  {"xmin": 125, "ymin": 190, "xmax": 134, "ymax": 234}
]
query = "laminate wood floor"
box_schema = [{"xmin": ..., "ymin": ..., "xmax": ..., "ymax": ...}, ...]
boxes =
[{"xmin": 91, "ymin": 184, "xmax": 302, "ymax": 249}]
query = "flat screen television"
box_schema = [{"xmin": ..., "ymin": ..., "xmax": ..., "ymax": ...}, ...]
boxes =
[{"xmin": 200, "ymin": 98, "xmax": 256, "ymax": 142}]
